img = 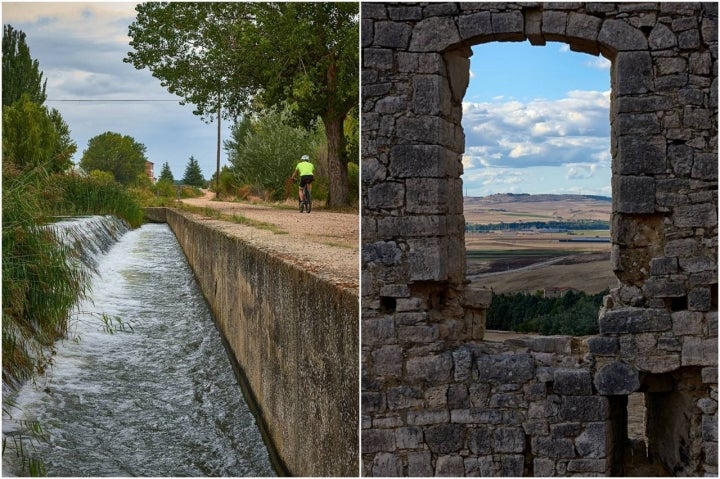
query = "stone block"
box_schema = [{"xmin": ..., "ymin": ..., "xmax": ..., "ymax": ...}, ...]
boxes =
[
  {"xmin": 425, "ymin": 423, "xmax": 466, "ymax": 454},
  {"xmin": 379, "ymin": 284, "xmax": 410, "ymax": 298},
  {"xmin": 674, "ymin": 203, "xmax": 718, "ymax": 228},
  {"xmin": 672, "ymin": 310, "xmax": 704, "ymax": 335},
  {"xmin": 533, "ymin": 458, "xmax": 555, "ymax": 476},
  {"xmin": 362, "ymin": 392, "xmax": 385, "ymax": 414},
  {"xmin": 525, "ymin": 8, "xmax": 544, "ymax": 45},
  {"xmin": 373, "ymin": 346, "xmax": 403, "ymax": 377},
  {"xmin": 643, "ymin": 277, "xmax": 687, "ymax": 298},
  {"xmin": 395, "ymin": 426, "xmax": 423, "ymax": 449},
  {"xmin": 553, "ymin": 369, "xmax": 593, "ymax": 396},
  {"xmin": 567, "ymin": 459, "xmax": 606, "ymax": 473},
  {"xmin": 697, "ymin": 398, "xmax": 718, "ymax": 415},
  {"xmin": 407, "ymin": 409, "xmax": 449, "ymax": 426},
  {"xmin": 501, "ymin": 455, "xmax": 525, "ymax": 476},
  {"xmin": 407, "ymin": 237, "xmax": 448, "ymax": 282},
  {"xmin": 362, "ymin": 241, "xmax": 402, "ymax": 266},
  {"xmin": 678, "ymin": 28, "xmax": 700, "ymax": 49},
  {"xmin": 576, "ymin": 422, "xmax": 608, "ymax": 458},
  {"xmin": 689, "ymin": 287, "xmax": 712, "ymax": 311},
  {"xmin": 451, "ymin": 408, "xmax": 503, "ymax": 425},
  {"xmin": 389, "ymin": 144, "xmax": 460, "ymax": 179},
  {"xmin": 692, "ymin": 153, "xmax": 719, "ymax": 180},
  {"xmin": 650, "ymin": 257, "xmax": 679, "ymax": 275},
  {"xmin": 436, "ymin": 455, "xmax": 464, "ymax": 477},
  {"xmin": 397, "ymin": 324, "xmax": 439, "ymax": 343},
  {"xmin": 372, "ymin": 452, "xmax": 403, "ymax": 477},
  {"xmin": 409, "ymin": 17, "xmax": 460, "ymax": 52},
  {"xmin": 386, "ymin": 385, "xmax": 423, "ymax": 410},
  {"xmin": 599, "ymin": 19, "xmax": 648, "ymax": 52},
  {"xmin": 367, "ymin": 182, "xmax": 405, "ymax": 210},
  {"xmin": 682, "ymin": 337, "xmax": 718, "ymax": 366},
  {"xmin": 476, "ymin": 353, "xmax": 535, "ymax": 384},
  {"xmin": 599, "ymin": 307, "xmax": 671, "ymax": 334},
  {"xmin": 379, "ymin": 214, "xmax": 446, "ymax": 238},
  {"xmin": 452, "ymin": 347, "xmax": 472, "ymax": 382},
  {"xmin": 523, "ymin": 420, "xmax": 549, "ymax": 436},
  {"xmin": 386, "ymin": 6, "xmax": 420, "ymax": 21},
  {"xmin": 396, "ymin": 116, "xmax": 456, "ymax": 149},
  {"xmin": 363, "ymin": 48, "xmax": 394, "ymax": 70},
  {"xmin": 412, "ymin": 75, "xmax": 451, "ymax": 116},
  {"xmin": 587, "ymin": 336, "xmax": 619, "ymax": 355},
  {"xmin": 542, "ymin": 11, "xmax": 567, "ymax": 40},
  {"xmin": 530, "ymin": 336, "xmax": 572, "ymax": 354},
  {"xmin": 594, "ymin": 361, "xmax": 640, "ymax": 395},
  {"xmin": 552, "ymin": 422, "xmax": 582, "ymax": 438},
  {"xmin": 464, "ymin": 456, "xmax": 497, "ymax": 476},
  {"xmin": 649, "ymin": 22, "xmax": 678, "ymax": 49},
  {"xmin": 665, "ymin": 238, "xmax": 698, "ymax": 257},
  {"xmin": 467, "ymin": 426, "xmax": 492, "ymax": 455},
  {"xmin": 458, "ymin": 11, "xmax": 493, "ymax": 41},
  {"xmin": 362, "ymin": 428, "xmax": 396, "ymax": 453},
  {"xmin": 635, "ymin": 354, "xmax": 681, "ymax": 374},
  {"xmin": 561, "ymin": 396, "xmax": 609, "ymax": 422},
  {"xmin": 463, "ymin": 283, "xmax": 493, "ymax": 308},
  {"xmin": 612, "ymin": 175, "xmax": 655, "ymax": 214},
  {"xmin": 374, "ymin": 21, "xmax": 411, "ymax": 49},
  {"xmin": 491, "ymin": 11, "xmax": 524, "ymax": 40},
  {"xmin": 703, "ymin": 415, "xmax": 718, "ymax": 442},
  {"xmin": 532, "ymin": 436, "xmax": 576, "ymax": 459},
  {"xmin": 407, "ymin": 451, "xmax": 432, "ymax": 476},
  {"xmin": 363, "ymin": 317, "xmax": 396, "ymax": 345},
  {"xmin": 616, "ymin": 135, "xmax": 667, "ymax": 175},
  {"xmin": 406, "ymin": 352, "xmax": 453, "ymax": 383},
  {"xmin": 494, "ymin": 427, "xmax": 526, "ymax": 453},
  {"xmin": 702, "ymin": 367, "xmax": 718, "ymax": 384},
  {"xmin": 405, "ymin": 177, "xmax": 449, "ymax": 214}
]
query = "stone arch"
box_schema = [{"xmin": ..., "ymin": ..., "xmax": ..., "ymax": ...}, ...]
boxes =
[{"xmin": 362, "ymin": 2, "xmax": 717, "ymax": 476}]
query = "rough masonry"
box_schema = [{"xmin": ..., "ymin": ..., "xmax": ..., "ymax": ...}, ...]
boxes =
[{"xmin": 362, "ymin": 2, "xmax": 717, "ymax": 476}]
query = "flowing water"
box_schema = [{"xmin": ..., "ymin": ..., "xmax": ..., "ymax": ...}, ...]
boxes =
[{"xmin": 3, "ymin": 220, "xmax": 275, "ymax": 476}]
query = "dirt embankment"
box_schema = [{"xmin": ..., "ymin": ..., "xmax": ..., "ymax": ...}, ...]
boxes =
[{"xmin": 179, "ymin": 191, "xmax": 359, "ymax": 289}]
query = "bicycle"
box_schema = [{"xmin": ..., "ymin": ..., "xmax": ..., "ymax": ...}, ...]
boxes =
[{"xmin": 299, "ymin": 182, "xmax": 312, "ymax": 213}]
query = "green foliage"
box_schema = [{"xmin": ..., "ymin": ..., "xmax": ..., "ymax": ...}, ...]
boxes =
[
  {"xmin": 125, "ymin": 2, "xmax": 358, "ymax": 206},
  {"xmin": 181, "ymin": 155, "xmax": 205, "ymax": 187},
  {"xmin": 2, "ymin": 167, "xmax": 90, "ymax": 389},
  {"xmin": 46, "ymin": 172, "xmax": 144, "ymax": 228},
  {"xmin": 158, "ymin": 161, "xmax": 174, "ymax": 183},
  {"xmin": 2, "ymin": 25, "xmax": 46, "ymax": 106},
  {"xmin": 466, "ymin": 219, "xmax": 610, "ymax": 233},
  {"xmin": 2, "ymin": 95, "xmax": 73, "ymax": 174},
  {"xmin": 79, "ymin": 131, "xmax": 148, "ymax": 185},
  {"xmin": 226, "ymin": 108, "xmax": 321, "ymax": 200},
  {"xmin": 347, "ymin": 162, "xmax": 359, "ymax": 206},
  {"xmin": 487, "ymin": 290, "xmax": 607, "ymax": 336}
]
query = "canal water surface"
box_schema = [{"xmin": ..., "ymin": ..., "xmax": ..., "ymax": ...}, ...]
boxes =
[{"xmin": 3, "ymin": 221, "xmax": 275, "ymax": 476}]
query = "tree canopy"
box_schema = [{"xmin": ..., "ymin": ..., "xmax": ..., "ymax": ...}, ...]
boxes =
[
  {"xmin": 158, "ymin": 161, "xmax": 174, "ymax": 183},
  {"xmin": 125, "ymin": 2, "xmax": 358, "ymax": 206},
  {"xmin": 182, "ymin": 156, "xmax": 205, "ymax": 186},
  {"xmin": 2, "ymin": 24, "xmax": 47, "ymax": 106},
  {"xmin": 80, "ymin": 132, "xmax": 148, "ymax": 185}
]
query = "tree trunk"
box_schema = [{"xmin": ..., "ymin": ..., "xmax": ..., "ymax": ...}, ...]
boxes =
[{"xmin": 323, "ymin": 115, "xmax": 349, "ymax": 207}]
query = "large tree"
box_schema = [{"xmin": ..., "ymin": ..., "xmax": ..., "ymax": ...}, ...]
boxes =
[
  {"xmin": 80, "ymin": 132, "xmax": 148, "ymax": 185},
  {"xmin": 181, "ymin": 156, "xmax": 205, "ymax": 187},
  {"xmin": 158, "ymin": 161, "xmax": 174, "ymax": 183},
  {"xmin": 125, "ymin": 2, "xmax": 358, "ymax": 207},
  {"xmin": 2, "ymin": 25, "xmax": 47, "ymax": 106}
]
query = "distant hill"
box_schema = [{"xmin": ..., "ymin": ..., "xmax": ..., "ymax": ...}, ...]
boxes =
[{"xmin": 464, "ymin": 193, "xmax": 612, "ymax": 224}]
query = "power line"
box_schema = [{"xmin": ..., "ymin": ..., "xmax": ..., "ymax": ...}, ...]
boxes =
[{"xmin": 46, "ymin": 99, "xmax": 179, "ymax": 102}]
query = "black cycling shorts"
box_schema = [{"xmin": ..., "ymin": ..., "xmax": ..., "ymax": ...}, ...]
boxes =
[{"xmin": 299, "ymin": 175, "xmax": 314, "ymax": 187}]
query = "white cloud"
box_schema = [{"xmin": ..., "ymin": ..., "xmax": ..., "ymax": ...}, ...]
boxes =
[
  {"xmin": 462, "ymin": 90, "xmax": 610, "ymax": 170},
  {"xmin": 585, "ymin": 56, "xmax": 611, "ymax": 70}
]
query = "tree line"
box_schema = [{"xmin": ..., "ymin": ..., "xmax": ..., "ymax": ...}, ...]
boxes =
[
  {"xmin": 466, "ymin": 219, "xmax": 610, "ymax": 233},
  {"xmin": 486, "ymin": 289, "xmax": 607, "ymax": 336}
]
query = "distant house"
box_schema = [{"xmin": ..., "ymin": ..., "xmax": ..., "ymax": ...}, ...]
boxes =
[
  {"xmin": 543, "ymin": 287, "xmax": 581, "ymax": 299},
  {"xmin": 145, "ymin": 161, "xmax": 155, "ymax": 182}
]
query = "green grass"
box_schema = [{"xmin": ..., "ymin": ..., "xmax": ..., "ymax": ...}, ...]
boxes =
[{"xmin": 178, "ymin": 204, "xmax": 288, "ymax": 234}]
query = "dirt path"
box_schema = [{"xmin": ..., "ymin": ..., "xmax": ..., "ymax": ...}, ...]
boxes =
[{"xmin": 179, "ymin": 190, "xmax": 359, "ymax": 291}]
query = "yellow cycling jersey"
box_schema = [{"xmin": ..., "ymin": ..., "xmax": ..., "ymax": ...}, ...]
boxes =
[{"xmin": 296, "ymin": 160, "xmax": 314, "ymax": 176}]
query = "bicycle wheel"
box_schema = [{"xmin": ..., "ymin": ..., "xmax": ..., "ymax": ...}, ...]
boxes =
[
  {"xmin": 299, "ymin": 199, "xmax": 304, "ymax": 213},
  {"xmin": 305, "ymin": 187, "xmax": 312, "ymax": 213}
]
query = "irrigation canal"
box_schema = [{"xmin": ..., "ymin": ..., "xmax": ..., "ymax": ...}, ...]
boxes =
[{"xmin": 3, "ymin": 218, "xmax": 275, "ymax": 476}]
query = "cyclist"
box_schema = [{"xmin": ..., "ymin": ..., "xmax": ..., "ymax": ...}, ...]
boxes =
[{"xmin": 291, "ymin": 154, "xmax": 315, "ymax": 206}]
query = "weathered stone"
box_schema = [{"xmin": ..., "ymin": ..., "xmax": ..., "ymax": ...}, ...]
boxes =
[
  {"xmin": 494, "ymin": 427, "xmax": 525, "ymax": 453},
  {"xmin": 406, "ymin": 178, "xmax": 449, "ymax": 214},
  {"xmin": 407, "ymin": 451, "xmax": 432, "ymax": 476},
  {"xmin": 598, "ymin": 19, "xmax": 648, "ymax": 51},
  {"xmin": 566, "ymin": 12, "xmax": 602, "ymax": 54},
  {"xmin": 567, "ymin": 459, "xmax": 606, "ymax": 473},
  {"xmin": 649, "ymin": 23, "xmax": 678, "ymax": 49},
  {"xmin": 409, "ymin": 17, "xmax": 460, "ymax": 52},
  {"xmin": 374, "ymin": 21, "xmax": 412, "ymax": 49},
  {"xmin": 594, "ymin": 361, "xmax": 640, "ymax": 395},
  {"xmin": 689, "ymin": 287, "xmax": 712, "ymax": 311},
  {"xmin": 476, "ymin": 354, "xmax": 535, "ymax": 383},
  {"xmin": 389, "ymin": 144, "xmax": 459, "ymax": 179},
  {"xmin": 542, "ymin": 11, "xmax": 567, "ymax": 40},
  {"xmin": 458, "ymin": 11, "xmax": 492, "ymax": 41},
  {"xmin": 467, "ymin": 426, "xmax": 492, "ymax": 455},
  {"xmin": 554, "ymin": 369, "xmax": 593, "ymax": 396},
  {"xmin": 491, "ymin": 11, "xmax": 524, "ymax": 40},
  {"xmin": 636, "ymin": 354, "xmax": 681, "ymax": 374},
  {"xmin": 612, "ymin": 175, "xmax": 656, "ymax": 214},
  {"xmin": 425, "ymin": 423, "xmax": 466, "ymax": 454},
  {"xmin": 386, "ymin": 6, "xmax": 420, "ymax": 21},
  {"xmin": 533, "ymin": 458, "xmax": 555, "ymax": 476},
  {"xmin": 436, "ymin": 455, "xmax": 464, "ymax": 477},
  {"xmin": 692, "ymin": 152, "xmax": 719, "ymax": 180},
  {"xmin": 372, "ymin": 452, "xmax": 403, "ymax": 477},
  {"xmin": 650, "ymin": 257, "xmax": 679, "ymax": 275},
  {"xmin": 407, "ymin": 409, "xmax": 449, "ymax": 426},
  {"xmin": 374, "ymin": 346, "xmax": 404, "ymax": 377},
  {"xmin": 587, "ymin": 336, "xmax": 619, "ymax": 355},
  {"xmin": 599, "ymin": 307, "xmax": 672, "ymax": 334},
  {"xmin": 368, "ymin": 182, "xmax": 404, "ymax": 210},
  {"xmin": 643, "ymin": 277, "xmax": 687, "ymax": 298},
  {"xmin": 616, "ymin": 135, "xmax": 667, "ymax": 175},
  {"xmin": 362, "ymin": 428, "xmax": 396, "ymax": 453},
  {"xmin": 532, "ymin": 436, "xmax": 576, "ymax": 459},
  {"xmin": 673, "ymin": 310, "xmax": 704, "ymax": 336},
  {"xmin": 575, "ymin": 422, "xmax": 608, "ymax": 458},
  {"xmin": 674, "ymin": 203, "xmax": 718, "ymax": 228},
  {"xmin": 451, "ymin": 408, "xmax": 503, "ymax": 425},
  {"xmin": 364, "ymin": 48, "xmax": 394, "ymax": 70},
  {"xmin": 702, "ymin": 414, "xmax": 718, "ymax": 442},
  {"xmin": 395, "ymin": 426, "xmax": 423, "ymax": 449},
  {"xmin": 561, "ymin": 396, "xmax": 609, "ymax": 421},
  {"xmin": 501, "ymin": 455, "xmax": 525, "ymax": 476},
  {"xmin": 682, "ymin": 337, "xmax": 718, "ymax": 366},
  {"xmin": 452, "ymin": 347, "xmax": 472, "ymax": 382},
  {"xmin": 464, "ymin": 456, "xmax": 496, "ymax": 476},
  {"xmin": 406, "ymin": 352, "xmax": 454, "ymax": 383}
]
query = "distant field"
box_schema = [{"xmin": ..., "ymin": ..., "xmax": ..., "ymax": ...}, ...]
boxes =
[{"xmin": 464, "ymin": 194, "xmax": 613, "ymax": 294}]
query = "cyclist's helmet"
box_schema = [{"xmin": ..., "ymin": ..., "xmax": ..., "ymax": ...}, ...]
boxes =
[{"xmin": 301, "ymin": 155, "xmax": 310, "ymax": 161}]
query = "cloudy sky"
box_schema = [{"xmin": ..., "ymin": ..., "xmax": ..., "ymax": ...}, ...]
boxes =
[
  {"xmin": 463, "ymin": 41, "xmax": 611, "ymax": 197},
  {"xmin": 3, "ymin": 2, "xmax": 232, "ymax": 180}
]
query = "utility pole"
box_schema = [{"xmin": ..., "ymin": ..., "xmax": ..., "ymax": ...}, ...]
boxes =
[{"xmin": 216, "ymin": 94, "xmax": 221, "ymax": 199}]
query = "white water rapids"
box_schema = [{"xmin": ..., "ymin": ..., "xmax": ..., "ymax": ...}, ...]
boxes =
[{"xmin": 3, "ymin": 219, "xmax": 275, "ymax": 476}]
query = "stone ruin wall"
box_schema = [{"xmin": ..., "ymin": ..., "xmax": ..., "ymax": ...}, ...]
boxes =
[{"xmin": 361, "ymin": 2, "xmax": 717, "ymax": 476}]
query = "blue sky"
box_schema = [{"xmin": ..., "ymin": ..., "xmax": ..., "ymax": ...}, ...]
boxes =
[
  {"xmin": 463, "ymin": 41, "xmax": 611, "ymax": 197},
  {"xmin": 3, "ymin": 2, "xmax": 232, "ymax": 181}
]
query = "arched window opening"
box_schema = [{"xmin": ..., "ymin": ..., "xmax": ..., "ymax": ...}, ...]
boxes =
[{"xmin": 461, "ymin": 41, "xmax": 615, "ymax": 339}]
